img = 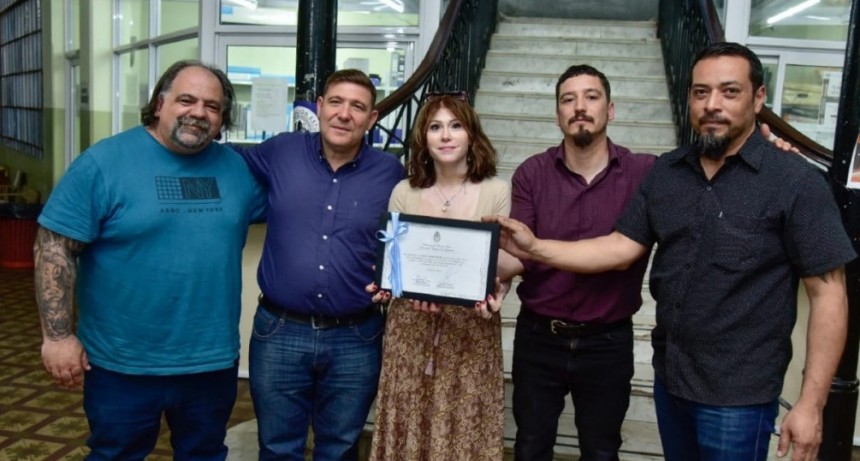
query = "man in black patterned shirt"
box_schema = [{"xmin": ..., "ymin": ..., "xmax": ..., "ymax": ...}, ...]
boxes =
[{"xmin": 487, "ymin": 42, "xmax": 854, "ymax": 461}]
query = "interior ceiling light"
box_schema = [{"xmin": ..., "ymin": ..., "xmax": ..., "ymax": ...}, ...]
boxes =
[
  {"xmin": 766, "ymin": 0, "xmax": 820, "ymax": 24},
  {"xmin": 379, "ymin": 0, "xmax": 405, "ymax": 13},
  {"xmin": 227, "ymin": 0, "xmax": 258, "ymax": 10}
]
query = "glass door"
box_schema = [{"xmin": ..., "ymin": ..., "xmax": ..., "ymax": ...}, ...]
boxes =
[{"xmin": 216, "ymin": 35, "xmax": 298, "ymax": 143}]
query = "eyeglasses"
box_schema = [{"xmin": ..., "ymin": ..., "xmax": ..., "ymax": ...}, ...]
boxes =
[{"xmin": 423, "ymin": 91, "xmax": 469, "ymax": 104}]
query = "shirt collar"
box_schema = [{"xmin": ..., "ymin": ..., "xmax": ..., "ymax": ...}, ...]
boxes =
[
  {"xmin": 552, "ymin": 138, "xmax": 622, "ymax": 170},
  {"xmin": 312, "ymin": 132, "xmax": 367, "ymax": 169}
]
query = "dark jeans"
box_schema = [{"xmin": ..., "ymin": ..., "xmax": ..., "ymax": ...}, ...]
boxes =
[
  {"xmin": 82, "ymin": 363, "xmax": 238, "ymax": 461},
  {"xmin": 249, "ymin": 304, "xmax": 384, "ymax": 461},
  {"xmin": 512, "ymin": 311, "xmax": 634, "ymax": 461},
  {"xmin": 654, "ymin": 376, "xmax": 778, "ymax": 461}
]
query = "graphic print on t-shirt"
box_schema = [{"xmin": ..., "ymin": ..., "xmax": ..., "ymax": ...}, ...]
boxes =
[{"xmin": 156, "ymin": 176, "xmax": 221, "ymax": 203}]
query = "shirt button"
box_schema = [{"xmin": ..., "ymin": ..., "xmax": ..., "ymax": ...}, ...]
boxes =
[
  {"xmin": 326, "ymin": 205, "xmax": 333, "ymax": 210},
  {"xmin": 319, "ymin": 265, "xmax": 325, "ymax": 270},
  {"xmin": 322, "ymin": 235, "xmax": 328, "ymax": 240},
  {"xmin": 317, "ymin": 293, "xmax": 323, "ymax": 299},
  {"xmin": 332, "ymin": 178, "xmax": 338, "ymax": 183},
  {"xmin": 706, "ymin": 186, "xmax": 712, "ymax": 191}
]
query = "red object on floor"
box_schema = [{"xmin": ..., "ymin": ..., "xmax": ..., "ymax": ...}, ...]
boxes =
[{"xmin": 0, "ymin": 218, "xmax": 37, "ymax": 269}]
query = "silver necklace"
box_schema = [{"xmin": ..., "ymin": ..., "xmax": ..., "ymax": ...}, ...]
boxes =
[{"xmin": 433, "ymin": 181, "xmax": 467, "ymax": 212}]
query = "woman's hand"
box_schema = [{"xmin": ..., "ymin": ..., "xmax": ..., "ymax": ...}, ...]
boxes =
[
  {"xmin": 409, "ymin": 300, "xmax": 443, "ymax": 314},
  {"xmin": 475, "ymin": 277, "xmax": 509, "ymax": 319},
  {"xmin": 366, "ymin": 282, "xmax": 391, "ymax": 304}
]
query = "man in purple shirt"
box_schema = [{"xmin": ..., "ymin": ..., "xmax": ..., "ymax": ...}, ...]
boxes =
[
  {"xmin": 503, "ymin": 65, "xmax": 656, "ymax": 461},
  {"xmin": 232, "ymin": 69, "xmax": 404, "ymax": 461}
]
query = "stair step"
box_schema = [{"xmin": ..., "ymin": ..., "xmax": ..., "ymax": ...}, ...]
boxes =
[
  {"xmin": 480, "ymin": 114, "xmax": 677, "ymax": 147},
  {"xmin": 475, "ymin": 91, "xmax": 673, "ymax": 122},
  {"xmin": 480, "ymin": 71, "xmax": 670, "ymax": 98},
  {"xmin": 490, "ymin": 35, "xmax": 663, "ymax": 58},
  {"xmin": 478, "ymin": 17, "xmax": 673, "ymax": 458},
  {"xmin": 485, "ymin": 52, "xmax": 666, "ymax": 78},
  {"xmin": 497, "ymin": 18, "xmax": 657, "ymax": 40},
  {"xmin": 503, "ymin": 409, "xmax": 664, "ymax": 458}
]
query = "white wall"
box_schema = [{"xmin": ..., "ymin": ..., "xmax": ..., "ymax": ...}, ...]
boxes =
[{"xmin": 238, "ymin": 224, "xmax": 265, "ymax": 377}]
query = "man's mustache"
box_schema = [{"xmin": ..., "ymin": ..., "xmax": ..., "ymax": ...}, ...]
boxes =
[
  {"xmin": 178, "ymin": 117, "xmax": 210, "ymax": 130},
  {"xmin": 698, "ymin": 115, "xmax": 728, "ymax": 125},
  {"xmin": 568, "ymin": 114, "xmax": 594, "ymax": 124}
]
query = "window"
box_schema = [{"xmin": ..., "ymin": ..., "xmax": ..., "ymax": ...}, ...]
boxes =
[
  {"xmin": 112, "ymin": 0, "xmax": 199, "ymax": 134},
  {"xmin": 162, "ymin": 0, "xmax": 198, "ymax": 35},
  {"xmin": 223, "ymin": 42, "xmax": 297, "ymax": 142},
  {"xmin": 779, "ymin": 64, "xmax": 841, "ymax": 147},
  {"xmin": 219, "ymin": 0, "xmax": 419, "ymax": 27},
  {"xmin": 158, "ymin": 38, "xmax": 199, "ymax": 74},
  {"xmin": 748, "ymin": 0, "xmax": 849, "ymax": 42},
  {"xmin": 66, "ymin": 0, "xmax": 79, "ymax": 51},
  {"xmin": 116, "ymin": 0, "xmax": 150, "ymax": 46},
  {"xmin": 0, "ymin": 0, "xmax": 42, "ymax": 157},
  {"xmin": 117, "ymin": 49, "xmax": 150, "ymax": 132}
]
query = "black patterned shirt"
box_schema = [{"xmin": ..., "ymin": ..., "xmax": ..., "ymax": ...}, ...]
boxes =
[{"xmin": 616, "ymin": 130, "xmax": 856, "ymax": 406}]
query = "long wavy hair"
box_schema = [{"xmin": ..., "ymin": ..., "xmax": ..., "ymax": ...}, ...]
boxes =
[{"xmin": 408, "ymin": 95, "xmax": 497, "ymax": 188}]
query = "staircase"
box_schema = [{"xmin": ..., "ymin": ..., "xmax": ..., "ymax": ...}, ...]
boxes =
[{"xmin": 474, "ymin": 16, "xmax": 674, "ymax": 460}]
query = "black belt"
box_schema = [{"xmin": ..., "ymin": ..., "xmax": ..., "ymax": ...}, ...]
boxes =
[
  {"xmin": 258, "ymin": 294, "xmax": 380, "ymax": 329},
  {"xmin": 520, "ymin": 309, "xmax": 631, "ymax": 339}
]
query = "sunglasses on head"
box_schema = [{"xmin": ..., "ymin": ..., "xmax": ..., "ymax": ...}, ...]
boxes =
[{"xmin": 423, "ymin": 91, "xmax": 469, "ymax": 104}]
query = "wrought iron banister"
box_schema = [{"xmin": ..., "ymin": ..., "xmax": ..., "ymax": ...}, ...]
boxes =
[
  {"xmin": 369, "ymin": 0, "xmax": 498, "ymax": 161},
  {"xmin": 658, "ymin": 0, "xmax": 833, "ymax": 167}
]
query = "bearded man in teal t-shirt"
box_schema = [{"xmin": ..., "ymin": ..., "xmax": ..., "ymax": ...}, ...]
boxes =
[{"xmin": 34, "ymin": 60, "xmax": 266, "ymax": 461}]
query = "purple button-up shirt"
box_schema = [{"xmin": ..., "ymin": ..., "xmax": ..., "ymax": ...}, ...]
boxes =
[
  {"xmin": 510, "ymin": 140, "xmax": 656, "ymax": 323},
  {"xmin": 233, "ymin": 132, "xmax": 404, "ymax": 316}
]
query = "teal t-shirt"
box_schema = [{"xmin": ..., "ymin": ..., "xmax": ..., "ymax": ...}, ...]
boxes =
[{"xmin": 38, "ymin": 126, "xmax": 267, "ymax": 375}]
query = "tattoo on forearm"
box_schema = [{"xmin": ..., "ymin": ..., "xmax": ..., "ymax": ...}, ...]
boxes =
[{"xmin": 34, "ymin": 227, "xmax": 85, "ymax": 340}]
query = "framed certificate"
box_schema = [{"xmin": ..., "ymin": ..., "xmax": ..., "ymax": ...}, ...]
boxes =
[{"xmin": 375, "ymin": 213, "xmax": 500, "ymax": 307}]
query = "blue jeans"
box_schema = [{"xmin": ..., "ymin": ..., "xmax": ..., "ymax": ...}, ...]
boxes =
[
  {"xmin": 249, "ymin": 305, "xmax": 384, "ymax": 461},
  {"xmin": 654, "ymin": 376, "xmax": 778, "ymax": 461},
  {"xmin": 512, "ymin": 312, "xmax": 634, "ymax": 461},
  {"xmin": 82, "ymin": 363, "xmax": 238, "ymax": 461}
]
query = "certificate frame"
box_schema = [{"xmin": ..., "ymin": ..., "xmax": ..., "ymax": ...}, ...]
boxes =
[{"xmin": 374, "ymin": 212, "xmax": 500, "ymax": 307}]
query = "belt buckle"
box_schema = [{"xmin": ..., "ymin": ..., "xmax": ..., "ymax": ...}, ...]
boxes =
[
  {"xmin": 311, "ymin": 315, "xmax": 339, "ymax": 329},
  {"xmin": 550, "ymin": 319, "xmax": 567, "ymax": 335}
]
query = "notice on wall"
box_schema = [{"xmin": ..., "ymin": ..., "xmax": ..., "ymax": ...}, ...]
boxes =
[
  {"xmin": 251, "ymin": 77, "xmax": 289, "ymax": 134},
  {"xmin": 823, "ymin": 72, "xmax": 843, "ymax": 98}
]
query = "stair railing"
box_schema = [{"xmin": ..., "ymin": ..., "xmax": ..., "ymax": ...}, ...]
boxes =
[
  {"xmin": 658, "ymin": 0, "xmax": 833, "ymax": 167},
  {"xmin": 369, "ymin": 0, "xmax": 498, "ymax": 162}
]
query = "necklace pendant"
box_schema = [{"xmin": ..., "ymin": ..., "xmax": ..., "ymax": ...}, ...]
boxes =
[{"xmin": 442, "ymin": 204, "xmax": 448, "ymax": 212}]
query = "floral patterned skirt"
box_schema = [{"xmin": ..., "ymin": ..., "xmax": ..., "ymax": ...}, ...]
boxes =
[{"xmin": 369, "ymin": 299, "xmax": 505, "ymax": 461}]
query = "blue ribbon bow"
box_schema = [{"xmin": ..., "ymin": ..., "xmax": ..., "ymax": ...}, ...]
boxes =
[{"xmin": 376, "ymin": 212, "xmax": 409, "ymax": 297}]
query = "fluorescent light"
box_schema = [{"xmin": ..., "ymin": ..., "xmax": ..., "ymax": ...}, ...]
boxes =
[
  {"xmin": 227, "ymin": 0, "xmax": 258, "ymax": 11},
  {"xmin": 379, "ymin": 0, "xmax": 405, "ymax": 13},
  {"xmin": 766, "ymin": 0, "xmax": 820, "ymax": 25}
]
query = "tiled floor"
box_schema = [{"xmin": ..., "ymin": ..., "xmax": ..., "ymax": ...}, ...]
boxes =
[
  {"xmin": 4, "ymin": 266, "xmax": 860, "ymax": 461},
  {"xmin": 0, "ymin": 268, "xmax": 255, "ymax": 461}
]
